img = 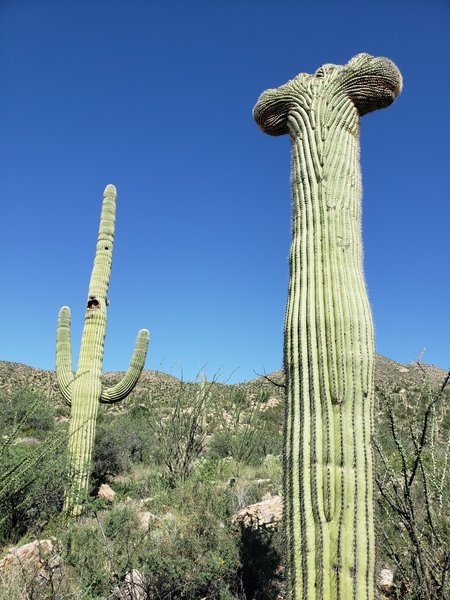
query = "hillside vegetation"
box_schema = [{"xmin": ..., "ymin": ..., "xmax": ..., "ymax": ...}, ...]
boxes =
[{"xmin": 0, "ymin": 356, "xmax": 448, "ymax": 599}]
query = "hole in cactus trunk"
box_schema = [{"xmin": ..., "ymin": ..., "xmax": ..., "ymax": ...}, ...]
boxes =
[{"xmin": 87, "ymin": 296, "xmax": 100, "ymax": 309}]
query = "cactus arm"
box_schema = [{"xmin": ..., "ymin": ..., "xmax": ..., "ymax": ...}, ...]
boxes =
[
  {"xmin": 254, "ymin": 54, "xmax": 402, "ymax": 600},
  {"xmin": 100, "ymin": 329, "xmax": 150, "ymax": 404},
  {"xmin": 56, "ymin": 306, "xmax": 74, "ymax": 406}
]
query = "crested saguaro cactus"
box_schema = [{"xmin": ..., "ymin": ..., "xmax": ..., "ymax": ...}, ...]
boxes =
[
  {"xmin": 253, "ymin": 54, "xmax": 402, "ymax": 599},
  {"xmin": 56, "ymin": 184, "xmax": 149, "ymax": 516}
]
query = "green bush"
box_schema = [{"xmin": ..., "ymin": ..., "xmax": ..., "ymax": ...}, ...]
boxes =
[
  {"xmin": 238, "ymin": 524, "xmax": 284, "ymax": 600},
  {"xmin": 91, "ymin": 412, "xmax": 153, "ymax": 488},
  {"xmin": 207, "ymin": 389, "xmax": 281, "ymax": 465},
  {"xmin": 61, "ymin": 480, "xmax": 242, "ymax": 598},
  {"xmin": 0, "ymin": 388, "xmax": 55, "ymax": 436},
  {"xmin": 0, "ymin": 389, "xmax": 67, "ymax": 545},
  {"xmin": 0, "ymin": 440, "xmax": 68, "ymax": 544}
]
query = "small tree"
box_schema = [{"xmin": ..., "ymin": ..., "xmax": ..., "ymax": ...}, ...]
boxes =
[{"xmin": 147, "ymin": 375, "xmax": 214, "ymax": 485}]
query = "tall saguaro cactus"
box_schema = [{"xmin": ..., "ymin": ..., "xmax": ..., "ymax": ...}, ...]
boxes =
[
  {"xmin": 253, "ymin": 54, "xmax": 402, "ymax": 599},
  {"xmin": 56, "ymin": 184, "xmax": 149, "ymax": 517}
]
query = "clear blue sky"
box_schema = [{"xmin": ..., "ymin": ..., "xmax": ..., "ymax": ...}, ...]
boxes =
[{"xmin": 1, "ymin": 0, "xmax": 449, "ymax": 383}]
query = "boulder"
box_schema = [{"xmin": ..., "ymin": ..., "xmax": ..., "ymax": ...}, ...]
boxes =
[
  {"xmin": 0, "ymin": 538, "xmax": 62, "ymax": 589},
  {"xmin": 378, "ymin": 567, "xmax": 395, "ymax": 597},
  {"xmin": 0, "ymin": 539, "xmax": 56, "ymax": 573},
  {"xmin": 13, "ymin": 436, "xmax": 41, "ymax": 446},
  {"xmin": 139, "ymin": 511, "xmax": 156, "ymax": 530},
  {"xmin": 262, "ymin": 396, "xmax": 282, "ymax": 410},
  {"xmin": 97, "ymin": 483, "xmax": 116, "ymax": 502},
  {"xmin": 111, "ymin": 569, "xmax": 146, "ymax": 600},
  {"xmin": 232, "ymin": 494, "xmax": 283, "ymax": 529}
]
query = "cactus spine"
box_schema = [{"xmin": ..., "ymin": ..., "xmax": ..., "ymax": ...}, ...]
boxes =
[
  {"xmin": 253, "ymin": 54, "xmax": 402, "ymax": 599},
  {"xmin": 56, "ymin": 184, "xmax": 149, "ymax": 517}
]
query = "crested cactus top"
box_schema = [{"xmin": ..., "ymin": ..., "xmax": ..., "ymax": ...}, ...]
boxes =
[{"xmin": 253, "ymin": 53, "xmax": 402, "ymax": 136}]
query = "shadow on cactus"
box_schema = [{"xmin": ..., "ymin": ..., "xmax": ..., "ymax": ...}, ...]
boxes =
[{"xmin": 56, "ymin": 184, "xmax": 149, "ymax": 517}]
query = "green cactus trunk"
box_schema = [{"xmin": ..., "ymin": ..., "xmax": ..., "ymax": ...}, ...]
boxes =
[
  {"xmin": 253, "ymin": 54, "xmax": 402, "ymax": 599},
  {"xmin": 56, "ymin": 184, "xmax": 149, "ymax": 517}
]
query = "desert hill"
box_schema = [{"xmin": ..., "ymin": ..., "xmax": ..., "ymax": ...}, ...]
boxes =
[{"xmin": 0, "ymin": 355, "xmax": 447, "ymax": 406}]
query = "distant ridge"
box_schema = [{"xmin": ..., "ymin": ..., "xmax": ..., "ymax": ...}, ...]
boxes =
[{"xmin": 0, "ymin": 356, "xmax": 447, "ymax": 406}]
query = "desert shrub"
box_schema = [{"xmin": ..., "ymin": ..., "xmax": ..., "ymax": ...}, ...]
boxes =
[
  {"xmin": 63, "ymin": 518, "xmax": 111, "ymax": 596},
  {"xmin": 0, "ymin": 390, "xmax": 68, "ymax": 545},
  {"xmin": 375, "ymin": 370, "xmax": 450, "ymax": 599},
  {"xmin": 261, "ymin": 453, "xmax": 282, "ymax": 481},
  {"xmin": 229, "ymin": 477, "xmax": 270, "ymax": 513},
  {"xmin": 257, "ymin": 403, "xmax": 283, "ymax": 456},
  {"xmin": 140, "ymin": 480, "xmax": 241, "ymax": 598},
  {"xmin": 238, "ymin": 524, "xmax": 284, "ymax": 600},
  {"xmin": 208, "ymin": 427, "xmax": 269, "ymax": 465},
  {"xmin": 0, "ymin": 387, "xmax": 55, "ymax": 436},
  {"xmin": 0, "ymin": 544, "xmax": 80, "ymax": 600},
  {"xmin": 146, "ymin": 376, "xmax": 217, "ymax": 486},
  {"xmin": 61, "ymin": 480, "xmax": 242, "ymax": 599},
  {"xmin": 91, "ymin": 411, "xmax": 153, "ymax": 488},
  {"xmin": 208, "ymin": 389, "xmax": 275, "ymax": 465},
  {"xmin": 0, "ymin": 439, "xmax": 68, "ymax": 544},
  {"xmin": 192, "ymin": 455, "xmax": 238, "ymax": 483}
]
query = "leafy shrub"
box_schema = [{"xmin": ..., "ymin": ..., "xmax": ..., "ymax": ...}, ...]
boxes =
[
  {"xmin": 208, "ymin": 389, "xmax": 277, "ymax": 465},
  {"xmin": 0, "ymin": 389, "xmax": 67, "ymax": 544},
  {"xmin": 0, "ymin": 443, "xmax": 68, "ymax": 544},
  {"xmin": 261, "ymin": 453, "xmax": 282, "ymax": 481},
  {"xmin": 238, "ymin": 524, "xmax": 284, "ymax": 600},
  {"xmin": 61, "ymin": 480, "xmax": 242, "ymax": 598},
  {"xmin": 91, "ymin": 412, "xmax": 153, "ymax": 488},
  {"xmin": 0, "ymin": 388, "xmax": 55, "ymax": 436},
  {"xmin": 192, "ymin": 456, "xmax": 237, "ymax": 483}
]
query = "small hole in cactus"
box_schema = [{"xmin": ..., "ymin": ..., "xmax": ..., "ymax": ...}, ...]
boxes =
[
  {"xmin": 87, "ymin": 297, "xmax": 100, "ymax": 309},
  {"xmin": 104, "ymin": 246, "xmax": 109, "ymax": 250}
]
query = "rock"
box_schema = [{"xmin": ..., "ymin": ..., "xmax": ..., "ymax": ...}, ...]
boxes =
[
  {"xmin": 263, "ymin": 396, "xmax": 282, "ymax": 410},
  {"xmin": 97, "ymin": 483, "xmax": 116, "ymax": 502},
  {"xmin": 0, "ymin": 538, "xmax": 62, "ymax": 587},
  {"xmin": 13, "ymin": 436, "xmax": 41, "ymax": 446},
  {"xmin": 139, "ymin": 511, "xmax": 156, "ymax": 530},
  {"xmin": 54, "ymin": 415, "xmax": 69, "ymax": 423},
  {"xmin": 0, "ymin": 539, "xmax": 54, "ymax": 572},
  {"xmin": 378, "ymin": 567, "xmax": 395, "ymax": 596},
  {"xmin": 232, "ymin": 494, "xmax": 283, "ymax": 529},
  {"xmin": 111, "ymin": 569, "xmax": 146, "ymax": 600},
  {"xmin": 161, "ymin": 511, "xmax": 175, "ymax": 522},
  {"xmin": 138, "ymin": 497, "xmax": 153, "ymax": 507}
]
